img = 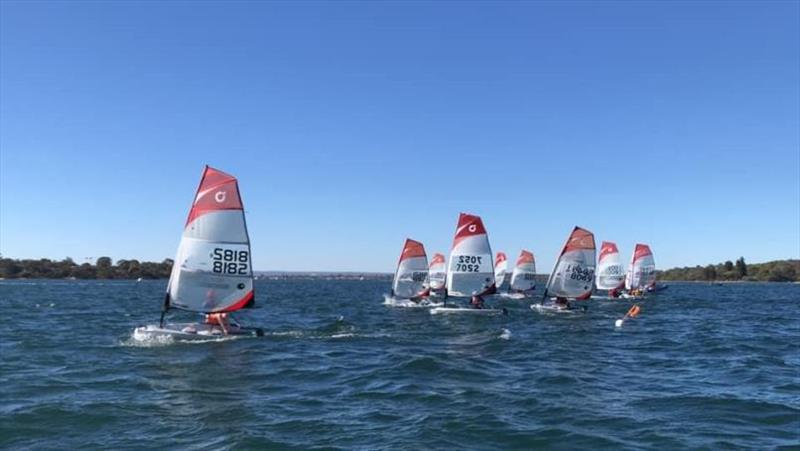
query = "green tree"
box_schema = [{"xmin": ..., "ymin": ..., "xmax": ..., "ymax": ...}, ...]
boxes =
[
  {"xmin": 768, "ymin": 263, "xmax": 796, "ymax": 282},
  {"xmin": 96, "ymin": 256, "xmax": 113, "ymax": 279},
  {"xmin": 703, "ymin": 265, "xmax": 717, "ymax": 281},
  {"xmin": 735, "ymin": 257, "xmax": 747, "ymax": 278},
  {"xmin": 723, "ymin": 260, "xmax": 734, "ymax": 271}
]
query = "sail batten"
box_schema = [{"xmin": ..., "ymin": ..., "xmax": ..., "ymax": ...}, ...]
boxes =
[
  {"xmin": 544, "ymin": 226, "xmax": 596, "ymax": 299},
  {"xmin": 446, "ymin": 213, "xmax": 495, "ymax": 297},
  {"xmin": 166, "ymin": 166, "xmax": 255, "ymax": 313}
]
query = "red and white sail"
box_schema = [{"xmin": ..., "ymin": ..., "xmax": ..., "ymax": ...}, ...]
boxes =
[
  {"xmin": 446, "ymin": 213, "xmax": 495, "ymax": 297},
  {"xmin": 166, "ymin": 166, "xmax": 255, "ymax": 313},
  {"xmin": 625, "ymin": 244, "xmax": 656, "ymax": 290},
  {"xmin": 428, "ymin": 253, "xmax": 446, "ymax": 290},
  {"xmin": 392, "ymin": 239, "xmax": 429, "ymax": 299},
  {"xmin": 510, "ymin": 250, "xmax": 537, "ymax": 292},
  {"xmin": 596, "ymin": 241, "xmax": 625, "ymax": 290},
  {"xmin": 544, "ymin": 226, "xmax": 596, "ymax": 299},
  {"xmin": 494, "ymin": 252, "xmax": 508, "ymax": 289}
]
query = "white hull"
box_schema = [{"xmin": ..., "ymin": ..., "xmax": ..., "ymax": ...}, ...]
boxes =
[
  {"xmin": 133, "ymin": 323, "xmax": 263, "ymax": 341},
  {"xmin": 430, "ymin": 307, "xmax": 507, "ymax": 316},
  {"xmin": 530, "ymin": 303, "xmax": 586, "ymax": 314},
  {"xmin": 497, "ymin": 291, "xmax": 529, "ymax": 300}
]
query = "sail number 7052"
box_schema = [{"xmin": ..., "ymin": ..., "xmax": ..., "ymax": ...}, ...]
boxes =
[
  {"xmin": 455, "ymin": 255, "xmax": 483, "ymax": 272},
  {"xmin": 211, "ymin": 248, "xmax": 249, "ymax": 275}
]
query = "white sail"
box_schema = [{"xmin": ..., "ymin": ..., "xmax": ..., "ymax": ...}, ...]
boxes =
[
  {"xmin": 166, "ymin": 166, "xmax": 255, "ymax": 313},
  {"xmin": 392, "ymin": 239, "xmax": 429, "ymax": 299},
  {"xmin": 596, "ymin": 241, "xmax": 625, "ymax": 290},
  {"xmin": 544, "ymin": 226, "xmax": 596, "ymax": 299},
  {"xmin": 494, "ymin": 252, "xmax": 508, "ymax": 289},
  {"xmin": 510, "ymin": 250, "xmax": 537, "ymax": 292},
  {"xmin": 625, "ymin": 244, "xmax": 656, "ymax": 290},
  {"xmin": 446, "ymin": 213, "xmax": 495, "ymax": 297},
  {"xmin": 428, "ymin": 253, "xmax": 446, "ymax": 290}
]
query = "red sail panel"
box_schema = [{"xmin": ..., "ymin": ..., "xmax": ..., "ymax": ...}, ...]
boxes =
[
  {"xmin": 517, "ymin": 250, "xmax": 535, "ymax": 266},
  {"xmin": 562, "ymin": 226, "xmax": 596, "ymax": 255},
  {"xmin": 429, "ymin": 253, "xmax": 445, "ymax": 267},
  {"xmin": 399, "ymin": 239, "xmax": 426, "ymax": 263},
  {"xmin": 452, "ymin": 212, "xmax": 487, "ymax": 249},
  {"xmin": 186, "ymin": 166, "xmax": 243, "ymax": 227},
  {"xmin": 495, "ymin": 252, "xmax": 507, "ymax": 266},
  {"xmin": 599, "ymin": 241, "xmax": 619, "ymax": 262},
  {"xmin": 633, "ymin": 244, "xmax": 652, "ymax": 263}
]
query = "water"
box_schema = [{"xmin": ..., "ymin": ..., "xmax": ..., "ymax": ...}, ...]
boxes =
[{"xmin": 1, "ymin": 280, "xmax": 798, "ymax": 449}]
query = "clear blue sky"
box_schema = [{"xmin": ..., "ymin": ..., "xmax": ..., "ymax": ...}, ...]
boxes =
[{"xmin": 1, "ymin": 1, "xmax": 798, "ymax": 272}]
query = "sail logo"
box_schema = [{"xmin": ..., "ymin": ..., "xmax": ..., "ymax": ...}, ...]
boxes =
[
  {"xmin": 468, "ymin": 224, "xmax": 477, "ymax": 233},
  {"xmin": 215, "ymin": 191, "xmax": 227, "ymax": 203}
]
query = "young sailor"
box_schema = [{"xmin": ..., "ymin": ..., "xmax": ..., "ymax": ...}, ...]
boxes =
[
  {"xmin": 470, "ymin": 294, "xmax": 486, "ymax": 309},
  {"xmin": 554, "ymin": 296, "xmax": 570, "ymax": 310},
  {"xmin": 205, "ymin": 312, "xmax": 230, "ymax": 335}
]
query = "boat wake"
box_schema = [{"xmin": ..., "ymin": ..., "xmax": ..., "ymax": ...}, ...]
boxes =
[
  {"xmin": 383, "ymin": 294, "xmax": 443, "ymax": 308},
  {"xmin": 122, "ymin": 328, "xmax": 241, "ymax": 347}
]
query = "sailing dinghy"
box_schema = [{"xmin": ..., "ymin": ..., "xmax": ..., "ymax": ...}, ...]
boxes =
[
  {"xmin": 623, "ymin": 244, "xmax": 656, "ymax": 298},
  {"xmin": 384, "ymin": 239, "xmax": 440, "ymax": 308},
  {"xmin": 428, "ymin": 253, "xmax": 447, "ymax": 296},
  {"xmin": 134, "ymin": 166, "xmax": 263, "ymax": 340},
  {"xmin": 594, "ymin": 241, "xmax": 625, "ymax": 298},
  {"xmin": 533, "ymin": 226, "xmax": 596, "ymax": 313},
  {"xmin": 504, "ymin": 250, "xmax": 536, "ymax": 299},
  {"xmin": 431, "ymin": 213, "xmax": 505, "ymax": 315},
  {"xmin": 494, "ymin": 252, "xmax": 508, "ymax": 291}
]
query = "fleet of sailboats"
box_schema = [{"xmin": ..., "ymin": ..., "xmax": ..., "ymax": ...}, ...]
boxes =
[{"xmin": 133, "ymin": 167, "xmax": 665, "ymax": 340}]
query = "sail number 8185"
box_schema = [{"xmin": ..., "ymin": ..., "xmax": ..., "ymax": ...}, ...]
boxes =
[{"xmin": 212, "ymin": 248, "xmax": 249, "ymax": 275}]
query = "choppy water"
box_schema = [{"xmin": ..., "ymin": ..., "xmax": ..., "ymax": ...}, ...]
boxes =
[{"xmin": 1, "ymin": 280, "xmax": 798, "ymax": 449}]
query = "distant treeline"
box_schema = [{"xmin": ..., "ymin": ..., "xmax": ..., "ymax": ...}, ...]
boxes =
[
  {"xmin": 657, "ymin": 258, "xmax": 799, "ymax": 282},
  {"xmin": 0, "ymin": 257, "xmax": 173, "ymax": 279},
  {"xmin": 1, "ymin": 256, "xmax": 798, "ymax": 282}
]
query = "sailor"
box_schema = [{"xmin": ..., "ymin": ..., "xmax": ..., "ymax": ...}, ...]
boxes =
[
  {"xmin": 470, "ymin": 295, "xmax": 485, "ymax": 309},
  {"xmin": 609, "ymin": 287, "xmax": 620, "ymax": 298},
  {"xmin": 205, "ymin": 312, "xmax": 230, "ymax": 334},
  {"xmin": 554, "ymin": 296, "xmax": 570, "ymax": 310}
]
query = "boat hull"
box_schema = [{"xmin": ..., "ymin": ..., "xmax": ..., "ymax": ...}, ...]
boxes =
[
  {"xmin": 430, "ymin": 307, "xmax": 507, "ymax": 315},
  {"xmin": 133, "ymin": 323, "xmax": 263, "ymax": 340}
]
